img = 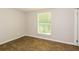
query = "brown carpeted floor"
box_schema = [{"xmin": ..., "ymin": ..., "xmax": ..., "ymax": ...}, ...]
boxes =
[{"xmin": 0, "ymin": 36, "xmax": 79, "ymax": 51}]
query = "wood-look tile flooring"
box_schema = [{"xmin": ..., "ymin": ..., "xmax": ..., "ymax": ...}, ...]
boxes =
[{"xmin": 0, "ymin": 36, "xmax": 79, "ymax": 51}]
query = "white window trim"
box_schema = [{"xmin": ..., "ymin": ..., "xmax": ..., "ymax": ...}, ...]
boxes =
[{"xmin": 37, "ymin": 12, "xmax": 52, "ymax": 35}]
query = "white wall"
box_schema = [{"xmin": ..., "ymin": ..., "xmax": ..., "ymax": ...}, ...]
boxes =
[
  {"xmin": 25, "ymin": 8, "xmax": 75, "ymax": 45},
  {"xmin": 0, "ymin": 8, "xmax": 75, "ymax": 46},
  {"xmin": 0, "ymin": 8, "xmax": 26, "ymax": 44}
]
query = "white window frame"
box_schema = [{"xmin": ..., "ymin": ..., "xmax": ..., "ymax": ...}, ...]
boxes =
[{"xmin": 37, "ymin": 12, "xmax": 52, "ymax": 35}]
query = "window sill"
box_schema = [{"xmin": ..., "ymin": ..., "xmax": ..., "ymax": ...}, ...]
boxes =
[{"xmin": 38, "ymin": 33, "xmax": 51, "ymax": 35}]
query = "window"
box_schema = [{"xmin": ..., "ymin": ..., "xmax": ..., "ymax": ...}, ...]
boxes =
[{"xmin": 37, "ymin": 12, "xmax": 51, "ymax": 35}]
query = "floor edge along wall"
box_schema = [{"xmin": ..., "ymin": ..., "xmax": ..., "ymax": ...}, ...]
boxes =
[{"xmin": 0, "ymin": 35, "xmax": 77, "ymax": 47}]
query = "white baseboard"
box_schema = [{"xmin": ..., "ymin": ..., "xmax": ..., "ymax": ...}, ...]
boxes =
[
  {"xmin": 0, "ymin": 35, "xmax": 24, "ymax": 45},
  {"xmin": 0, "ymin": 35, "xmax": 77, "ymax": 46},
  {"xmin": 27, "ymin": 35, "xmax": 77, "ymax": 46}
]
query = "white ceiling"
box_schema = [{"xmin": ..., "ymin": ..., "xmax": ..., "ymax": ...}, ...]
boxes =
[{"xmin": 17, "ymin": 8, "xmax": 44, "ymax": 12}]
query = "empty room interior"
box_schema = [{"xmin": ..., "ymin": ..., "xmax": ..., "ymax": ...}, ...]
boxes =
[{"xmin": 0, "ymin": 8, "xmax": 79, "ymax": 51}]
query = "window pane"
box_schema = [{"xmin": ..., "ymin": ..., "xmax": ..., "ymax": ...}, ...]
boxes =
[
  {"xmin": 38, "ymin": 13, "xmax": 51, "ymax": 23},
  {"xmin": 38, "ymin": 12, "xmax": 51, "ymax": 35}
]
